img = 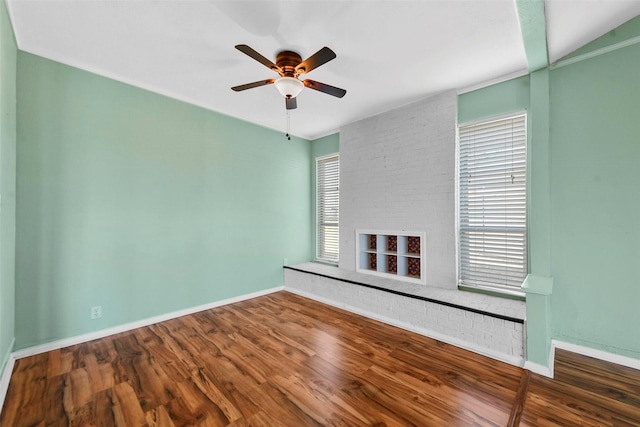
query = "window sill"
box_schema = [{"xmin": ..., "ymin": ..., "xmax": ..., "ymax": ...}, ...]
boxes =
[
  {"xmin": 313, "ymin": 259, "xmax": 338, "ymax": 267},
  {"xmin": 458, "ymin": 284, "xmax": 525, "ymax": 301}
]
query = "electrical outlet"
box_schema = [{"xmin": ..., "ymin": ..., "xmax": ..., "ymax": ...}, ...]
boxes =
[
  {"xmin": 283, "ymin": 258, "xmax": 288, "ymax": 266},
  {"xmin": 91, "ymin": 306, "xmax": 102, "ymax": 319}
]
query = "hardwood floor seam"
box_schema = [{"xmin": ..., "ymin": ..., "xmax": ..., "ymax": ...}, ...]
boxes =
[{"xmin": 507, "ymin": 369, "xmax": 531, "ymax": 427}]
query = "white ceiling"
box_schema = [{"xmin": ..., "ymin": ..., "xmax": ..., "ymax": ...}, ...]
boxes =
[{"xmin": 7, "ymin": 0, "xmax": 640, "ymax": 140}]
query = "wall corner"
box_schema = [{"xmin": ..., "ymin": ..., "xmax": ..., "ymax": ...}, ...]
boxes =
[{"xmin": 523, "ymin": 274, "xmax": 553, "ymax": 368}]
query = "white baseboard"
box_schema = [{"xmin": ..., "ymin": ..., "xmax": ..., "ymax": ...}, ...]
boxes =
[
  {"xmin": 523, "ymin": 339, "xmax": 640, "ymax": 380},
  {"xmin": 0, "ymin": 338, "xmax": 14, "ymax": 374},
  {"xmin": 551, "ymin": 340, "xmax": 640, "ymax": 372},
  {"xmin": 284, "ymin": 287, "xmax": 525, "ymax": 368},
  {"xmin": 11, "ymin": 286, "xmax": 284, "ymax": 360},
  {"xmin": 0, "ymin": 338, "xmax": 16, "ymax": 414},
  {"xmin": 523, "ymin": 360, "xmax": 553, "ymax": 378}
]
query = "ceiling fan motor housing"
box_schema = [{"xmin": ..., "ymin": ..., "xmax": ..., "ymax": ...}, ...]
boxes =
[{"xmin": 276, "ymin": 51, "xmax": 304, "ymax": 77}]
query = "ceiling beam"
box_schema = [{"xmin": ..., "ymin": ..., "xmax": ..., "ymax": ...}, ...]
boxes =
[{"xmin": 515, "ymin": 0, "xmax": 549, "ymax": 71}]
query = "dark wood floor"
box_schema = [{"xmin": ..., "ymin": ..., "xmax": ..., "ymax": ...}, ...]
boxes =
[{"xmin": 1, "ymin": 291, "xmax": 638, "ymax": 426}]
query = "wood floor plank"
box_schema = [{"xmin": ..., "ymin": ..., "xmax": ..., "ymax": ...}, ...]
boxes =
[
  {"xmin": 1, "ymin": 354, "xmax": 49, "ymax": 426},
  {"xmin": 278, "ymin": 371, "xmax": 371, "ymax": 426},
  {"xmin": 172, "ymin": 378, "xmax": 230, "ymax": 426},
  {"xmin": 92, "ymin": 388, "xmax": 120, "ymax": 426},
  {"xmin": 2, "ymin": 291, "xmax": 637, "ymax": 426},
  {"xmin": 43, "ymin": 373, "xmax": 68, "ymax": 425},
  {"xmin": 66, "ymin": 367, "xmax": 93, "ymax": 408},
  {"xmin": 189, "ymin": 368, "xmax": 244, "ymax": 423},
  {"xmin": 553, "ymin": 349, "xmax": 640, "ymax": 408},
  {"xmin": 47, "ymin": 350, "xmax": 64, "ymax": 378},
  {"xmin": 112, "ymin": 381, "xmax": 149, "ymax": 427},
  {"xmin": 146, "ymin": 405, "xmax": 176, "ymax": 427},
  {"xmin": 520, "ymin": 349, "xmax": 640, "ymax": 426},
  {"xmin": 225, "ymin": 410, "xmax": 284, "ymax": 427},
  {"xmin": 244, "ymin": 379, "xmax": 324, "ymax": 427}
]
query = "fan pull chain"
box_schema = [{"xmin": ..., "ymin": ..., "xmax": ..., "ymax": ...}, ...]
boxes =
[{"xmin": 286, "ymin": 110, "xmax": 291, "ymax": 140}]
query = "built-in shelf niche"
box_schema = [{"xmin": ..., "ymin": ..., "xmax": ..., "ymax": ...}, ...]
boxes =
[{"xmin": 356, "ymin": 230, "xmax": 426, "ymax": 284}]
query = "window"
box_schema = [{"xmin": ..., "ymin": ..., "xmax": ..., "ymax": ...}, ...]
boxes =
[
  {"xmin": 458, "ymin": 113, "xmax": 527, "ymax": 293},
  {"xmin": 316, "ymin": 154, "xmax": 339, "ymax": 263}
]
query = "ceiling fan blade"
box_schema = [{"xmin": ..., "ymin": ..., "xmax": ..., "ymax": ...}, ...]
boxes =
[
  {"xmin": 235, "ymin": 44, "xmax": 281, "ymax": 73},
  {"xmin": 231, "ymin": 79, "xmax": 275, "ymax": 92},
  {"xmin": 303, "ymin": 79, "xmax": 346, "ymax": 98},
  {"xmin": 296, "ymin": 47, "xmax": 336, "ymax": 74},
  {"xmin": 286, "ymin": 96, "xmax": 297, "ymax": 110}
]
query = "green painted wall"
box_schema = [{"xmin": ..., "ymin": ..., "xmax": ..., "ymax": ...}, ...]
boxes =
[
  {"xmin": 460, "ymin": 35, "xmax": 640, "ymax": 361},
  {"xmin": 457, "ymin": 75, "xmax": 530, "ymax": 124},
  {"xmin": 310, "ymin": 133, "xmax": 339, "ymax": 262},
  {"xmin": 549, "ymin": 42, "xmax": 640, "ymax": 359},
  {"xmin": 311, "ymin": 133, "xmax": 339, "ymax": 162},
  {"xmin": 0, "ymin": 0, "xmax": 17, "ymax": 369},
  {"xmin": 561, "ymin": 15, "xmax": 640, "ymax": 62},
  {"xmin": 524, "ymin": 68, "xmax": 553, "ymax": 366},
  {"xmin": 15, "ymin": 52, "xmax": 311, "ymax": 349}
]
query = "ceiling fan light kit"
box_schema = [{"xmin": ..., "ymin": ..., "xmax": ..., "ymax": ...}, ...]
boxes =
[{"xmin": 274, "ymin": 77, "xmax": 304, "ymax": 98}]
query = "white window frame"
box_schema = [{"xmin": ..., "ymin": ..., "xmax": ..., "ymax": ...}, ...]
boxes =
[
  {"xmin": 316, "ymin": 153, "xmax": 339, "ymax": 264},
  {"xmin": 456, "ymin": 112, "xmax": 527, "ymax": 295}
]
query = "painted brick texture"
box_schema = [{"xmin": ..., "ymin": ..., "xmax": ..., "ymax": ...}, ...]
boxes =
[
  {"xmin": 285, "ymin": 269, "xmax": 525, "ymax": 362},
  {"xmin": 339, "ymin": 91, "xmax": 457, "ymax": 289}
]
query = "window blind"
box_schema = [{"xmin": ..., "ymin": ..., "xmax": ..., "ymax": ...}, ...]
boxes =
[
  {"xmin": 317, "ymin": 154, "xmax": 340, "ymax": 263},
  {"xmin": 458, "ymin": 114, "xmax": 527, "ymax": 291}
]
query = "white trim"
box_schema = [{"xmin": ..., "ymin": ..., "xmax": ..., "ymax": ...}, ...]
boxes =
[
  {"xmin": 551, "ymin": 35, "xmax": 640, "ymax": 70},
  {"xmin": 0, "ymin": 337, "xmax": 16, "ymax": 410},
  {"xmin": 457, "ymin": 110, "xmax": 528, "ymax": 131},
  {"xmin": 314, "ymin": 151, "xmax": 339, "ymax": 162},
  {"xmin": 457, "ymin": 69, "xmax": 529, "ymax": 95},
  {"xmin": 0, "ymin": 357, "xmax": 16, "ymax": 411},
  {"xmin": 0, "ymin": 338, "xmax": 14, "ymax": 374},
  {"xmin": 284, "ymin": 287, "xmax": 525, "ymax": 368},
  {"xmin": 524, "ymin": 360, "xmax": 552, "ymax": 378},
  {"xmin": 458, "ymin": 283, "xmax": 525, "ymax": 299},
  {"xmin": 311, "ymin": 130, "xmax": 340, "ymax": 141},
  {"xmin": 552, "ymin": 339, "xmax": 640, "ymax": 372},
  {"xmin": 11, "ymin": 286, "xmax": 283, "ymax": 360},
  {"xmin": 0, "ymin": 338, "xmax": 16, "ymax": 413},
  {"xmin": 523, "ymin": 339, "xmax": 640, "ymax": 380}
]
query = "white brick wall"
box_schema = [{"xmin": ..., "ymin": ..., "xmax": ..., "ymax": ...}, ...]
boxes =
[
  {"xmin": 307, "ymin": 91, "xmax": 525, "ymax": 365},
  {"xmin": 284, "ymin": 268, "xmax": 525, "ymax": 365},
  {"xmin": 339, "ymin": 91, "xmax": 457, "ymax": 289}
]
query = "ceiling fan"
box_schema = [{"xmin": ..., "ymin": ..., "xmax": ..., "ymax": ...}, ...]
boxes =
[{"xmin": 231, "ymin": 44, "xmax": 347, "ymax": 110}]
